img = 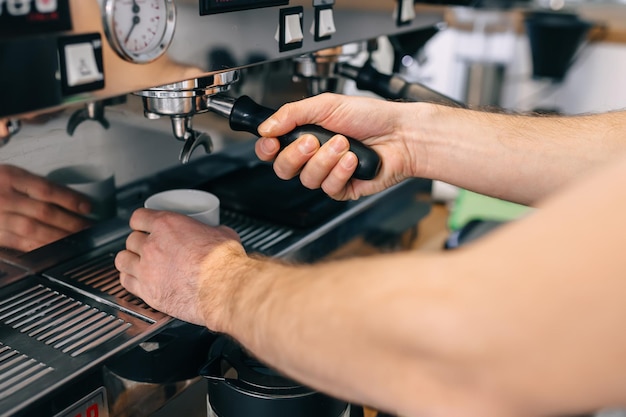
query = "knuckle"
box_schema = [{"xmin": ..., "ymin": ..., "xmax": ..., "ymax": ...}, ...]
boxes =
[
  {"xmin": 114, "ymin": 252, "xmax": 126, "ymax": 270},
  {"xmin": 281, "ymin": 101, "xmax": 298, "ymax": 117},
  {"xmin": 320, "ymin": 181, "xmax": 340, "ymax": 199},
  {"xmin": 118, "ymin": 270, "xmax": 127, "ymax": 284},
  {"xmin": 273, "ymin": 162, "xmax": 295, "ymax": 180},
  {"xmin": 299, "ymin": 172, "xmax": 321, "ymax": 190},
  {"xmin": 0, "ymin": 167, "xmax": 15, "ymax": 187},
  {"xmin": 34, "ymin": 202, "xmax": 54, "ymax": 220},
  {"xmin": 0, "ymin": 231, "xmax": 12, "ymax": 249},
  {"xmin": 157, "ymin": 211, "xmax": 179, "ymax": 227},
  {"xmin": 14, "ymin": 216, "xmax": 38, "ymax": 236},
  {"xmin": 36, "ymin": 182, "xmax": 54, "ymax": 199},
  {"xmin": 316, "ymin": 92, "xmax": 334, "ymax": 105}
]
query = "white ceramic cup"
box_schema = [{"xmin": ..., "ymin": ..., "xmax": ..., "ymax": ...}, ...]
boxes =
[
  {"xmin": 144, "ymin": 189, "xmax": 220, "ymax": 226},
  {"xmin": 47, "ymin": 164, "xmax": 117, "ymax": 221}
]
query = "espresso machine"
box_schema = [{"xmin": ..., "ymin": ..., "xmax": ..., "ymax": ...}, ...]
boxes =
[{"xmin": 0, "ymin": 0, "xmax": 471, "ymax": 416}]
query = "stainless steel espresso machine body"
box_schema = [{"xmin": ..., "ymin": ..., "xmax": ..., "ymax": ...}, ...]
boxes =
[{"xmin": 0, "ymin": 1, "xmax": 469, "ymax": 416}]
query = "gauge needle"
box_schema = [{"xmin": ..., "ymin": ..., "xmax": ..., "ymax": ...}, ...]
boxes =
[{"xmin": 124, "ymin": 15, "xmax": 140, "ymax": 44}]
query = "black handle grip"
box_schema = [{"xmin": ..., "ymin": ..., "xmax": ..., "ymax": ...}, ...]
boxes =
[{"xmin": 228, "ymin": 95, "xmax": 381, "ymax": 180}]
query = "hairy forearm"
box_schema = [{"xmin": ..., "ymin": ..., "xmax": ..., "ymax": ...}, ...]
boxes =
[
  {"xmin": 214, "ymin": 248, "xmax": 543, "ymax": 417},
  {"xmin": 411, "ymin": 105, "xmax": 626, "ymax": 205},
  {"xmin": 208, "ymin": 153, "xmax": 626, "ymax": 417},
  {"xmin": 451, "ymin": 153, "xmax": 626, "ymax": 415},
  {"xmin": 218, "ymin": 251, "xmax": 488, "ymax": 416}
]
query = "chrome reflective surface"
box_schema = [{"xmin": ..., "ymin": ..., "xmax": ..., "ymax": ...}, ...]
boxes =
[{"xmin": 2, "ymin": 0, "xmax": 444, "ymax": 118}]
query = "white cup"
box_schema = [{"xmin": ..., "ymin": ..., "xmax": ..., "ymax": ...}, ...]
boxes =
[
  {"xmin": 144, "ymin": 189, "xmax": 220, "ymax": 226},
  {"xmin": 47, "ymin": 164, "xmax": 117, "ymax": 221}
]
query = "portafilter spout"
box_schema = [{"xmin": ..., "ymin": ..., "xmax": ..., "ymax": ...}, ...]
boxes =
[
  {"xmin": 135, "ymin": 71, "xmax": 240, "ymax": 163},
  {"xmin": 292, "ymin": 42, "xmax": 369, "ymax": 95}
]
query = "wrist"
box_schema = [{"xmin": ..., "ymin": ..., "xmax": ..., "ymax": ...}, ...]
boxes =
[
  {"xmin": 196, "ymin": 240, "xmax": 255, "ymax": 333},
  {"xmin": 405, "ymin": 103, "xmax": 493, "ymax": 181},
  {"xmin": 395, "ymin": 102, "xmax": 444, "ymax": 179},
  {"xmin": 201, "ymin": 249, "xmax": 285, "ymax": 339}
]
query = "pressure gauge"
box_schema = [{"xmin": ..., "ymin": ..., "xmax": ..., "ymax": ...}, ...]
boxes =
[{"xmin": 103, "ymin": 0, "xmax": 176, "ymax": 64}]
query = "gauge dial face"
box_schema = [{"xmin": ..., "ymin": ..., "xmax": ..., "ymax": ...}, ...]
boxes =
[{"xmin": 104, "ymin": 0, "xmax": 176, "ymax": 64}]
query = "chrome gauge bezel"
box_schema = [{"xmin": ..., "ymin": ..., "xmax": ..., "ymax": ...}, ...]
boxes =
[{"xmin": 102, "ymin": 0, "xmax": 177, "ymax": 64}]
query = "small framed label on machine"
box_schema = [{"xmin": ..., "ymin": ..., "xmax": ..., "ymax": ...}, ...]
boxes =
[
  {"xmin": 53, "ymin": 387, "xmax": 109, "ymax": 417},
  {"xmin": 200, "ymin": 0, "xmax": 289, "ymax": 15}
]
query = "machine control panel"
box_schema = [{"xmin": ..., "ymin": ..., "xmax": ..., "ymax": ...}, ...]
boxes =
[
  {"xmin": 0, "ymin": 0, "xmax": 71, "ymax": 36},
  {"xmin": 396, "ymin": 0, "xmax": 416, "ymax": 26},
  {"xmin": 58, "ymin": 33, "xmax": 104, "ymax": 95},
  {"xmin": 53, "ymin": 387, "xmax": 109, "ymax": 417},
  {"xmin": 276, "ymin": 6, "xmax": 303, "ymax": 52},
  {"xmin": 312, "ymin": 5, "xmax": 335, "ymax": 41},
  {"xmin": 200, "ymin": 0, "xmax": 288, "ymax": 15}
]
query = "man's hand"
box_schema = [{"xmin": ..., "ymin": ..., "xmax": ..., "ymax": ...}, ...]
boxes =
[
  {"xmin": 0, "ymin": 165, "xmax": 92, "ymax": 252},
  {"xmin": 256, "ymin": 93, "xmax": 422, "ymax": 201},
  {"xmin": 115, "ymin": 208, "xmax": 244, "ymax": 329}
]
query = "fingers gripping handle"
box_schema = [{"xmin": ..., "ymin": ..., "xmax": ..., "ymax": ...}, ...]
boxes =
[
  {"xmin": 282, "ymin": 125, "xmax": 381, "ymax": 180},
  {"xmin": 228, "ymin": 95, "xmax": 381, "ymax": 180}
]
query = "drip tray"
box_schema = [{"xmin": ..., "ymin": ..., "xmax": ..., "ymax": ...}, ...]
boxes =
[
  {"xmin": 0, "ymin": 239, "xmax": 171, "ymax": 417},
  {"xmin": 198, "ymin": 162, "xmax": 347, "ymax": 229}
]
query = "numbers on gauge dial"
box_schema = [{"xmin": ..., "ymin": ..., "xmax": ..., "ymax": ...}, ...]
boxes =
[{"xmin": 113, "ymin": 0, "xmax": 168, "ymax": 57}]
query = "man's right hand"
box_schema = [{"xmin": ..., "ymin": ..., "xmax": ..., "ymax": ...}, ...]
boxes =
[
  {"xmin": 256, "ymin": 93, "xmax": 426, "ymax": 201},
  {"xmin": 0, "ymin": 165, "xmax": 93, "ymax": 252}
]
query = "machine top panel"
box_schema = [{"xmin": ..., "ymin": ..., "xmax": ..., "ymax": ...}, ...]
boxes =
[{"xmin": 0, "ymin": 0, "xmax": 450, "ymax": 118}]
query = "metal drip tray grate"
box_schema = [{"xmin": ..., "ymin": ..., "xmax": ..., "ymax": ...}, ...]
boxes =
[
  {"xmin": 0, "ymin": 284, "xmax": 131, "ymax": 357},
  {"xmin": 0, "ymin": 273, "xmax": 172, "ymax": 417},
  {"xmin": 54, "ymin": 252, "xmax": 156, "ymax": 311},
  {"xmin": 43, "ymin": 240, "xmax": 166, "ymax": 322},
  {"xmin": 223, "ymin": 209, "xmax": 294, "ymax": 252},
  {"xmin": 0, "ymin": 343, "xmax": 53, "ymax": 401}
]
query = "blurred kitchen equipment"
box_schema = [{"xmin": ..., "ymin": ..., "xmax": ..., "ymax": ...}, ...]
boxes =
[
  {"xmin": 451, "ymin": 6, "xmax": 518, "ymax": 108},
  {"xmin": 201, "ymin": 336, "xmax": 351, "ymax": 417},
  {"xmin": 293, "ymin": 41, "xmax": 368, "ymax": 95},
  {"xmin": 524, "ymin": 10, "xmax": 594, "ymax": 81}
]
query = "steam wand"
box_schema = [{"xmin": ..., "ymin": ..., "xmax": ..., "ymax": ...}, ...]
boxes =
[{"xmin": 337, "ymin": 60, "xmax": 467, "ymax": 108}]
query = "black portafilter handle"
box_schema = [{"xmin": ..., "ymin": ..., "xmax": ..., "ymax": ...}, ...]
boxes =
[{"xmin": 227, "ymin": 95, "xmax": 381, "ymax": 180}]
